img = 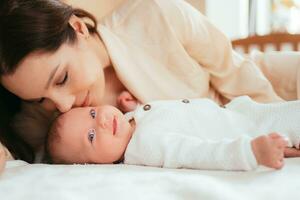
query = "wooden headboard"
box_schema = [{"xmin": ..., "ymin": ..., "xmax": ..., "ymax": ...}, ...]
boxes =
[{"xmin": 232, "ymin": 33, "xmax": 300, "ymax": 54}]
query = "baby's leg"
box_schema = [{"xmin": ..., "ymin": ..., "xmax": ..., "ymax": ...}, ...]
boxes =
[
  {"xmin": 251, "ymin": 133, "xmax": 288, "ymax": 169},
  {"xmin": 284, "ymin": 147, "xmax": 300, "ymax": 157}
]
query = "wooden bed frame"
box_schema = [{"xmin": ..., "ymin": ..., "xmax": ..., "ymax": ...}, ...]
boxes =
[{"xmin": 232, "ymin": 33, "xmax": 300, "ymax": 53}]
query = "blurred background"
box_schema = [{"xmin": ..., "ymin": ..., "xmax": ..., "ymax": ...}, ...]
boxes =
[
  {"xmin": 64, "ymin": 0, "xmax": 204, "ymax": 20},
  {"xmin": 65, "ymin": 0, "xmax": 300, "ymax": 53},
  {"xmin": 205, "ymin": 0, "xmax": 300, "ymax": 39},
  {"xmin": 65, "ymin": 0, "xmax": 300, "ymax": 39}
]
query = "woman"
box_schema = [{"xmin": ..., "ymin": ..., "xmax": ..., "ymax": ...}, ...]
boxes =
[{"xmin": 0, "ymin": 0, "xmax": 283, "ymax": 164}]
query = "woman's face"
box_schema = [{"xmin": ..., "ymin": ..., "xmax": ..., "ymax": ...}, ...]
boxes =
[{"xmin": 1, "ymin": 23, "xmax": 110, "ymax": 113}]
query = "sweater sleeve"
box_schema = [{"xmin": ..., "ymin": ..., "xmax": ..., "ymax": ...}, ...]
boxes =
[
  {"xmin": 124, "ymin": 132, "xmax": 258, "ymax": 171},
  {"xmin": 155, "ymin": 0, "xmax": 282, "ymax": 103}
]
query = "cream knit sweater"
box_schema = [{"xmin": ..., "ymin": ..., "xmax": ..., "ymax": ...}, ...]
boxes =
[{"xmin": 99, "ymin": 0, "xmax": 282, "ymax": 104}]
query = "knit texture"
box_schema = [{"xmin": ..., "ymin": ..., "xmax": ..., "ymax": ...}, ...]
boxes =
[{"xmin": 124, "ymin": 96, "xmax": 300, "ymax": 170}]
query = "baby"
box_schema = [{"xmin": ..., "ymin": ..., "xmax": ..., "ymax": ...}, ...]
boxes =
[{"xmin": 47, "ymin": 91, "xmax": 300, "ymax": 171}]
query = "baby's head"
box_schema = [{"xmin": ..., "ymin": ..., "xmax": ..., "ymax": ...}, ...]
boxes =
[{"xmin": 47, "ymin": 105, "xmax": 135, "ymax": 164}]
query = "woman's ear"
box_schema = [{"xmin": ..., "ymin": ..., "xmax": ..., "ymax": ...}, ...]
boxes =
[{"xmin": 68, "ymin": 15, "xmax": 89, "ymax": 39}]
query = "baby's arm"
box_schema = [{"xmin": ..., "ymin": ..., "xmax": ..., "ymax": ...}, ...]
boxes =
[
  {"xmin": 125, "ymin": 133, "xmax": 259, "ymax": 171},
  {"xmin": 125, "ymin": 132, "xmax": 288, "ymax": 171},
  {"xmin": 251, "ymin": 133, "xmax": 287, "ymax": 169}
]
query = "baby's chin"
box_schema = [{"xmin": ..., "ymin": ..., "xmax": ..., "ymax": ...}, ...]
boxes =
[
  {"xmin": 94, "ymin": 147, "xmax": 127, "ymax": 165},
  {"xmin": 91, "ymin": 157, "xmax": 123, "ymax": 164}
]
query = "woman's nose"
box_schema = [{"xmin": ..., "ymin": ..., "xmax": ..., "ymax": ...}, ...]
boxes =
[{"xmin": 52, "ymin": 94, "xmax": 75, "ymax": 113}]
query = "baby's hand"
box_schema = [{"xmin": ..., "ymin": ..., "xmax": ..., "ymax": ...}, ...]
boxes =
[
  {"xmin": 251, "ymin": 133, "xmax": 288, "ymax": 169},
  {"xmin": 117, "ymin": 91, "xmax": 138, "ymax": 113}
]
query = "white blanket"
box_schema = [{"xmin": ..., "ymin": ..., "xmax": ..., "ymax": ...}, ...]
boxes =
[{"xmin": 1, "ymin": 159, "xmax": 299, "ymax": 200}]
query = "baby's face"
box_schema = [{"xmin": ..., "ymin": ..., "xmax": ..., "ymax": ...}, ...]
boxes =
[{"xmin": 56, "ymin": 105, "xmax": 134, "ymax": 164}]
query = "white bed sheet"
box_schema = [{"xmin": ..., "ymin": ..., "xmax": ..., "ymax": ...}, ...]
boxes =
[{"xmin": 1, "ymin": 158, "xmax": 300, "ymax": 200}]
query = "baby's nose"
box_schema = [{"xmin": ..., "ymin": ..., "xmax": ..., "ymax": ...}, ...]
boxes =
[{"xmin": 96, "ymin": 113, "xmax": 109, "ymax": 129}]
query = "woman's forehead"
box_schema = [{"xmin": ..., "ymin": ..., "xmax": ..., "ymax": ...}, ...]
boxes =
[{"xmin": 1, "ymin": 51, "xmax": 61, "ymax": 99}]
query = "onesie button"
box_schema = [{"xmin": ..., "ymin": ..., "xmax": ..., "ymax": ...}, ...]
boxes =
[
  {"xmin": 143, "ymin": 104, "xmax": 151, "ymax": 111},
  {"xmin": 182, "ymin": 99, "xmax": 190, "ymax": 103}
]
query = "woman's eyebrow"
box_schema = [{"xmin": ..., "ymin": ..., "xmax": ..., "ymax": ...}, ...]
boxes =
[
  {"xmin": 45, "ymin": 64, "xmax": 60, "ymax": 89},
  {"xmin": 25, "ymin": 64, "xmax": 60, "ymax": 102},
  {"xmin": 23, "ymin": 64, "xmax": 60, "ymax": 103}
]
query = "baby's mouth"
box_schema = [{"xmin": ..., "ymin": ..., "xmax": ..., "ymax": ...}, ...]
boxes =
[{"xmin": 113, "ymin": 116, "xmax": 117, "ymax": 135}]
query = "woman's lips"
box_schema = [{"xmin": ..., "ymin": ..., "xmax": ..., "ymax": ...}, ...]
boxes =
[
  {"xmin": 113, "ymin": 117, "xmax": 117, "ymax": 135},
  {"xmin": 81, "ymin": 91, "xmax": 90, "ymax": 107}
]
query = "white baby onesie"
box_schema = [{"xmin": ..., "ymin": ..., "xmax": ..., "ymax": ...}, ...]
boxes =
[{"xmin": 124, "ymin": 96, "xmax": 300, "ymax": 171}]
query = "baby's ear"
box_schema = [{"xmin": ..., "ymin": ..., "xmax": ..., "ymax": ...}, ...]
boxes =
[
  {"xmin": 113, "ymin": 157, "xmax": 124, "ymax": 164},
  {"xmin": 116, "ymin": 91, "xmax": 138, "ymax": 113}
]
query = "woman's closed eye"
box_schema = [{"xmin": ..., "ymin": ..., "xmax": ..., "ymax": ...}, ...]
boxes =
[
  {"xmin": 36, "ymin": 71, "xmax": 68, "ymax": 104},
  {"xmin": 56, "ymin": 71, "xmax": 68, "ymax": 86},
  {"xmin": 88, "ymin": 129, "xmax": 96, "ymax": 143}
]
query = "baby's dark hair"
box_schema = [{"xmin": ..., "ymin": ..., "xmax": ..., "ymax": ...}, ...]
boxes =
[{"xmin": 45, "ymin": 114, "xmax": 66, "ymax": 164}]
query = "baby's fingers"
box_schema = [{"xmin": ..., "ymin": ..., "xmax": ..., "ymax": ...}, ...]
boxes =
[
  {"xmin": 273, "ymin": 159, "xmax": 284, "ymax": 169},
  {"xmin": 277, "ymin": 138, "xmax": 289, "ymax": 149},
  {"xmin": 269, "ymin": 132, "xmax": 281, "ymax": 139},
  {"xmin": 269, "ymin": 133, "xmax": 288, "ymax": 148}
]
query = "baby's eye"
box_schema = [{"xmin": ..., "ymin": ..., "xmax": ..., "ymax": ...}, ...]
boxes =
[
  {"xmin": 90, "ymin": 108, "xmax": 96, "ymax": 119},
  {"xmin": 88, "ymin": 129, "xmax": 96, "ymax": 143}
]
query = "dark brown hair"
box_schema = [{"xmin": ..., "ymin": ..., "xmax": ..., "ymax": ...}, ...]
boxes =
[
  {"xmin": 0, "ymin": 0, "xmax": 100, "ymax": 162},
  {"xmin": 0, "ymin": 0, "xmax": 99, "ymax": 74},
  {"xmin": 0, "ymin": 85, "xmax": 34, "ymax": 162}
]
